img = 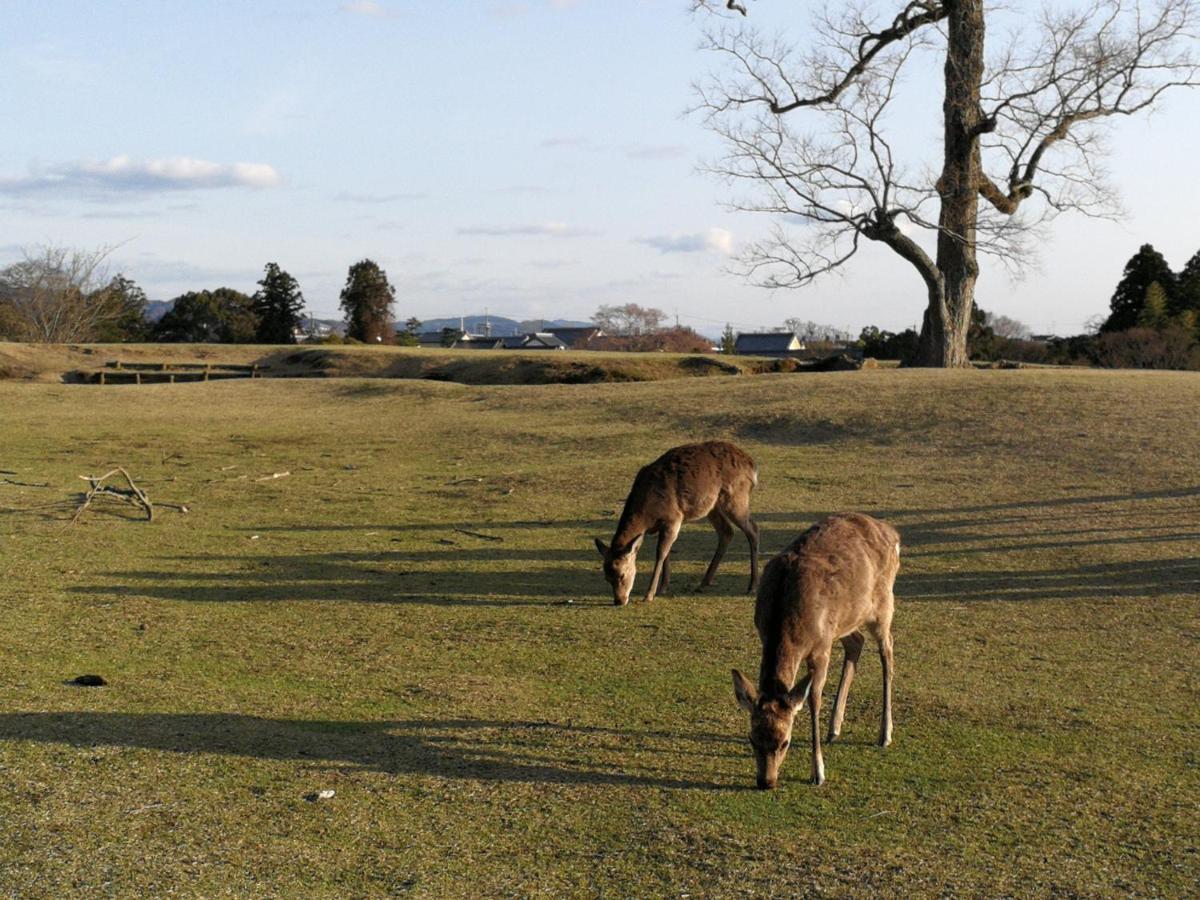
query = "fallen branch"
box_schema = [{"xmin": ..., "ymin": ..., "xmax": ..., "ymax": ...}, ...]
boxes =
[
  {"xmin": 446, "ymin": 477, "xmax": 484, "ymax": 486},
  {"xmin": 255, "ymin": 471, "xmax": 291, "ymax": 482},
  {"xmin": 71, "ymin": 467, "xmax": 189, "ymax": 524}
]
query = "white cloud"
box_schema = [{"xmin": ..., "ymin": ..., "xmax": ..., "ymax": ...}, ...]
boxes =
[
  {"xmin": 458, "ymin": 222, "xmax": 598, "ymax": 238},
  {"xmin": 635, "ymin": 227, "xmax": 735, "ymax": 256},
  {"xmin": 0, "ymin": 156, "xmax": 281, "ymax": 197}
]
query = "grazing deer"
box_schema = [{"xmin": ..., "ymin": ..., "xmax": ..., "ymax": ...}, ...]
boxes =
[
  {"xmin": 594, "ymin": 441, "xmax": 759, "ymax": 606},
  {"xmin": 732, "ymin": 513, "xmax": 899, "ymax": 788}
]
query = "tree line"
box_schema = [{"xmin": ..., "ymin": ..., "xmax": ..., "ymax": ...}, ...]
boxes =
[{"xmin": 0, "ymin": 248, "xmax": 407, "ymax": 346}]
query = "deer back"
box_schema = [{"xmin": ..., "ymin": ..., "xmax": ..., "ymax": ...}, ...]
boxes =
[
  {"xmin": 614, "ymin": 441, "xmax": 756, "ymax": 540},
  {"xmin": 754, "ymin": 514, "xmax": 899, "ymax": 684}
]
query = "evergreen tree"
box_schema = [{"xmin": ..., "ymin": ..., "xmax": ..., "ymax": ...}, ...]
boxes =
[
  {"xmin": 720, "ymin": 323, "xmax": 737, "ymax": 354},
  {"xmin": 1136, "ymin": 281, "xmax": 1171, "ymax": 329},
  {"xmin": 1102, "ymin": 244, "xmax": 1176, "ymax": 332},
  {"xmin": 1176, "ymin": 248, "xmax": 1200, "ymax": 316},
  {"xmin": 154, "ymin": 288, "xmax": 258, "ymax": 343},
  {"xmin": 93, "ymin": 274, "xmax": 148, "ymax": 342},
  {"xmin": 252, "ymin": 263, "xmax": 305, "ymax": 344},
  {"xmin": 339, "ymin": 259, "xmax": 396, "ymax": 343}
]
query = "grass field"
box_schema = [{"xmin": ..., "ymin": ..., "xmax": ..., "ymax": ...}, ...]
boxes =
[{"xmin": 1, "ymin": 363, "xmax": 1197, "ymax": 896}]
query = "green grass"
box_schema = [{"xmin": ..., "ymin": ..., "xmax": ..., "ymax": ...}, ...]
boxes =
[{"xmin": 0, "ymin": 366, "xmax": 1197, "ymax": 896}]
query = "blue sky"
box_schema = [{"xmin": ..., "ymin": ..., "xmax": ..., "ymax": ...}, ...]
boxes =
[{"xmin": 1, "ymin": 0, "xmax": 1198, "ymax": 335}]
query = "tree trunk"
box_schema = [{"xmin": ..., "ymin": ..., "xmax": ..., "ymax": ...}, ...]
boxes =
[{"xmin": 914, "ymin": 0, "xmax": 985, "ymax": 368}]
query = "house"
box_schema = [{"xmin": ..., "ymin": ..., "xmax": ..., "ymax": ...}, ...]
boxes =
[
  {"xmin": 502, "ymin": 332, "xmax": 568, "ymax": 350},
  {"xmin": 417, "ymin": 330, "xmax": 502, "ymax": 349},
  {"xmin": 547, "ymin": 326, "xmax": 604, "ymax": 349},
  {"xmin": 733, "ymin": 332, "xmax": 807, "ymax": 358}
]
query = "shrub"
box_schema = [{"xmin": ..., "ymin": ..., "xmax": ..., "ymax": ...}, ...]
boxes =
[{"xmin": 1094, "ymin": 326, "xmax": 1200, "ymax": 370}]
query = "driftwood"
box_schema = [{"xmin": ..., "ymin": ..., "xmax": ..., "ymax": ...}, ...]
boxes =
[{"xmin": 71, "ymin": 467, "xmax": 189, "ymax": 524}]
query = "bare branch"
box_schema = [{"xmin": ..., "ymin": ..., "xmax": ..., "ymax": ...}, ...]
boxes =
[{"xmin": 980, "ymin": 0, "xmax": 1199, "ymax": 218}]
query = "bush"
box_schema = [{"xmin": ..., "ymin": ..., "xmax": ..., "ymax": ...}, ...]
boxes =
[{"xmin": 1094, "ymin": 326, "xmax": 1200, "ymax": 370}]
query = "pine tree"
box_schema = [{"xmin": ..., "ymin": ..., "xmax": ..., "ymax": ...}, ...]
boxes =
[
  {"xmin": 252, "ymin": 263, "xmax": 305, "ymax": 344},
  {"xmin": 154, "ymin": 288, "xmax": 257, "ymax": 343},
  {"xmin": 339, "ymin": 260, "xmax": 396, "ymax": 343},
  {"xmin": 1176, "ymin": 249, "xmax": 1200, "ymax": 316},
  {"xmin": 720, "ymin": 323, "xmax": 737, "ymax": 354},
  {"xmin": 1136, "ymin": 281, "xmax": 1170, "ymax": 329},
  {"xmin": 1102, "ymin": 244, "xmax": 1177, "ymax": 332},
  {"xmin": 93, "ymin": 275, "xmax": 149, "ymax": 342}
]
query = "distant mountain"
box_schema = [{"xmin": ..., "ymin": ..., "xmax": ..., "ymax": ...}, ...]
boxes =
[
  {"xmin": 415, "ymin": 315, "xmax": 592, "ymax": 336},
  {"xmin": 144, "ymin": 299, "xmax": 175, "ymax": 322}
]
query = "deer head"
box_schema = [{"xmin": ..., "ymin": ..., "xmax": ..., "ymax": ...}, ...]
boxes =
[
  {"xmin": 594, "ymin": 536, "xmax": 643, "ymax": 606},
  {"xmin": 732, "ymin": 668, "xmax": 812, "ymax": 789}
]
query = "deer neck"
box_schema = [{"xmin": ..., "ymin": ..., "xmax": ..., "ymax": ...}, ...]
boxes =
[
  {"xmin": 758, "ymin": 638, "xmax": 803, "ymax": 698},
  {"xmin": 611, "ymin": 507, "xmax": 649, "ymax": 555}
]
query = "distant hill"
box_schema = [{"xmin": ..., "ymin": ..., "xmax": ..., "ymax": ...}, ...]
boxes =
[
  {"xmin": 416, "ymin": 315, "xmax": 592, "ymax": 336},
  {"xmin": 144, "ymin": 300, "xmax": 175, "ymax": 322},
  {"xmin": 140, "ymin": 304, "xmax": 590, "ymax": 338}
]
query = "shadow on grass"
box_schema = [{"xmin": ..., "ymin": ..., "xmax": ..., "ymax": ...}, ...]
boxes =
[
  {"xmin": 68, "ymin": 483, "xmax": 1200, "ymax": 607},
  {"xmin": 0, "ymin": 713, "xmax": 739, "ymax": 791},
  {"xmin": 898, "ymin": 556, "xmax": 1200, "ymax": 602}
]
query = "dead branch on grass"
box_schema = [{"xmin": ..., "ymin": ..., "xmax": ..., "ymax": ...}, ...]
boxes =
[{"xmin": 71, "ymin": 467, "xmax": 189, "ymax": 524}]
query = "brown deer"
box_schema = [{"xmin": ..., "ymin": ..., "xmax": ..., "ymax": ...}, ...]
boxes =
[
  {"xmin": 594, "ymin": 441, "xmax": 759, "ymax": 606},
  {"xmin": 732, "ymin": 513, "xmax": 899, "ymax": 789}
]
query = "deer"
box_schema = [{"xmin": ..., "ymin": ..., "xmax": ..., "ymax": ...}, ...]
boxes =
[
  {"xmin": 594, "ymin": 441, "xmax": 760, "ymax": 606},
  {"xmin": 731, "ymin": 512, "xmax": 899, "ymax": 789}
]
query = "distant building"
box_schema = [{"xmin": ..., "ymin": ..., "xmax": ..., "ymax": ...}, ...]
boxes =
[
  {"xmin": 503, "ymin": 332, "xmax": 568, "ymax": 350},
  {"xmin": 417, "ymin": 330, "xmax": 502, "ymax": 349},
  {"xmin": 547, "ymin": 326, "xmax": 604, "ymax": 349},
  {"xmin": 733, "ymin": 332, "xmax": 807, "ymax": 358}
]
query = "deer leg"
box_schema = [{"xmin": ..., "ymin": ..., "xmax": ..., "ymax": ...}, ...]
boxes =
[
  {"xmin": 661, "ymin": 549, "xmax": 671, "ymax": 594},
  {"xmin": 827, "ymin": 632, "xmax": 865, "ymax": 743},
  {"xmin": 727, "ymin": 510, "xmax": 760, "ymax": 594},
  {"xmin": 643, "ymin": 521, "xmax": 680, "ymax": 604},
  {"xmin": 698, "ymin": 510, "xmax": 734, "ymax": 590},
  {"xmin": 807, "ymin": 651, "xmax": 831, "ymax": 785},
  {"xmin": 877, "ymin": 624, "xmax": 894, "ymax": 748}
]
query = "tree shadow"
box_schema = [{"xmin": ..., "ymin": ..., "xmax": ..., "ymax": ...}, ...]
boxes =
[
  {"xmin": 898, "ymin": 556, "xmax": 1199, "ymax": 602},
  {"xmin": 69, "ymin": 515, "xmax": 761, "ymax": 606},
  {"xmin": 0, "ymin": 713, "xmax": 740, "ymax": 791},
  {"xmin": 67, "ymin": 485, "xmax": 1200, "ymax": 607}
]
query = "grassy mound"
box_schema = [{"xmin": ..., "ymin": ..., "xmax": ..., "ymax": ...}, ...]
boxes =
[{"xmin": 1, "ymin": 341, "xmax": 787, "ymax": 386}]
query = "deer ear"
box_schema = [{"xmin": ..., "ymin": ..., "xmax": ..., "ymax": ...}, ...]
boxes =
[
  {"xmin": 786, "ymin": 674, "xmax": 812, "ymax": 709},
  {"xmin": 594, "ymin": 538, "xmax": 609, "ymax": 557},
  {"xmin": 732, "ymin": 669, "xmax": 757, "ymax": 712}
]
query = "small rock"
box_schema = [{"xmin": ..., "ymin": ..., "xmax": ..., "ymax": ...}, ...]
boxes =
[
  {"xmin": 68, "ymin": 674, "xmax": 107, "ymax": 687},
  {"xmin": 304, "ymin": 789, "xmax": 336, "ymax": 802}
]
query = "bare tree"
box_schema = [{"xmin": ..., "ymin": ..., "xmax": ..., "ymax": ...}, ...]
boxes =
[
  {"xmin": 985, "ymin": 311, "xmax": 1032, "ymax": 339},
  {"xmin": 782, "ymin": 318, "xmax": 855, "ymax": 342},
  {"xmin": 0, "ymin": 244, "xmax": 131, "ymax": 343},
  {"xmin": 592, "ymin": 303, "xmax": 668, "ymax": 335},
  {"xmin": 695, "ymin": 1, "xmax": 1199, "ymax": 366}
]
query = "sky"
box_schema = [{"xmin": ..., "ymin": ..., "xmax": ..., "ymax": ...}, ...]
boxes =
[{"xmin": 1, "ymin": 0, "xmax": 1198, "ymax": 337}]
